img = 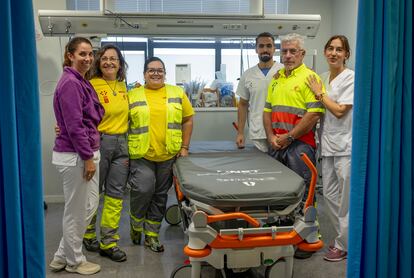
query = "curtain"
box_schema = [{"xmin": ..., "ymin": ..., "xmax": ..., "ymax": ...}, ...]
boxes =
[
  {"xmin": 348, "ymin": 0, "xmax": 413, "ymax": 277},
  {"xmin": 0, "ymin": 0, "xmax": 45, "ymax": 277}
]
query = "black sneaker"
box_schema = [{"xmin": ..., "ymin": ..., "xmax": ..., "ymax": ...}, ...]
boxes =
[
  {"xmin": 144, "ymin": 236, "xmax": 164, "ymax": 252},
  {"xmin": 294, "ymin": 248, "xmax": 314, "ymax": 259},
  {"xmin": 99, "ymin": 246, "xmax": 127, "ymax": 262},
  {"xmin": 83, "ymin": 238, "xmax": 100, "ymax": 252}
]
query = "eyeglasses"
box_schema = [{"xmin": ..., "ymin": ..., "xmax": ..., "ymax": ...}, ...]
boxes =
[
  {"xmin": 281, "ymin": 48, "xmax": 302, "ymax": 55},
  {"xmin": 146, "ymin": 68, "xmax": 165, "ymax": 75},
  {"xmin": 101, "ymin": 57, "xmax": 119, "ymax": 62}
]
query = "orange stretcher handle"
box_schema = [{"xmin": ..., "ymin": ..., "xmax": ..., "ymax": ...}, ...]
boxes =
[
  {"xmin": 206, "ymin": 212, "xmax": 260, "ymax": 228},
  {"xmin": 301, "ymin": 153, "xmax": 317, "ymax": 209},
  {"xmin": 173, "ymin": 176, "xmax": 185, "ymax": 202}
]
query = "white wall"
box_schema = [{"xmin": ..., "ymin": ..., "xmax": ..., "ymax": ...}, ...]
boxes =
[
  {"xmin": 35, "ymin": 0, "xmax": 358, "ymax": 201},
  {"xmin": 289, "ymin": 0, "xmax": 332, "ymax": 73},
  {"xmin": 331, "ymin": 0, "xmax": 358, "ymax": 70},
  {"xmin": 35, "ymin": 0, "xmax": 68, "ymax": 202},
  {"xmin": 290, "ymin": 0, "xmax": 358, "ymax": 73}
]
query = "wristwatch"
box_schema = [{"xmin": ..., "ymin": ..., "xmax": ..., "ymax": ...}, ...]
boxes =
[{"xmin": 287, "ymin": 134, "xmax": 295, "ymax": 143}]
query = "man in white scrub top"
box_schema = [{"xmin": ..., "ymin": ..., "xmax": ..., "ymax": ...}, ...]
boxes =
[{"xmin": 236, "ymin": 32, "xmax": 283, "ymax": 152}]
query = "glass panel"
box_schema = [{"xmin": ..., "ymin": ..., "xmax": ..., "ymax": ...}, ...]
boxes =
[
  {"xmin": 123, "ymin": 51, "xmax": 146, "ymax": 87},
  {"xmin": 105, "ymin": 0, "xmax": 281, "ymax": 15},
  {"xmin": 102, "ymin": 37, "xmax": 148, "ymax": 42},
  {"xmin": 264, "ymin": 0, "xmax": 288, "ymax": 14},
  {"xmin": 153, "ymin": 48, "xmax": 215, "ymax": 85},
  {"xmin": 221, "ymin": 48, "xmax": 259, "ymax": 89},
  {"xmin": 154, "ymin": 48, "xmax": 215, "ymax": 107},
  {"xmin": 66, "ymin": 0, "xmax": 100, "ymax": 10}
]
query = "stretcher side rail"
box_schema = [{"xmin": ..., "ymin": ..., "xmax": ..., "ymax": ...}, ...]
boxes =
[
  {"xmin": 219, "ymin": 225, "xmax": 293, "ymax": 240},
  {"xmin": 188, "ymin": 210, "xmax": 321, "ymax": 249}
]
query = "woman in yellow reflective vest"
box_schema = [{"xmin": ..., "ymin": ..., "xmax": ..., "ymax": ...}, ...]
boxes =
[{"xmin": 128, "ymin": 57, "xmax": 194, "ymax": 252}]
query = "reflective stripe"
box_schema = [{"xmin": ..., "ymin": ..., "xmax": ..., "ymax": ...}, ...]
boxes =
[
  {"xmin": 168, "ymin": 123, "xmax": 182, "ymax": 130},
  {"xmin": 100, "ymin": 226, "xmax": 121, "ymax": 249},
  {"xmin": 129, "ymin": 101, "xmax": 146, "ymax": 109},
  {"xmin": 168, "ymin": 97, "xmax": 182, "ymax": 104},
  {"xmin": 264, "ymin": 102, "xmax": 272, "ymax": 109},
  {"xmin": 272, "ymin": 105, "xmax": 306, "ymax": 116},
  {"xmin": 101, "ymin": 227, "xmax": 120, "ymax": 238},
  {"xmin": 306, "ymin": 101, "xmax": 324, "ymax": 109},
  {"xmin": 84, "ymin": 214, "xmax": 98, "ymax": 239},
  {"xmin": 144, "ymin": 219, "xmax": 161, "ymax": 225},
  {"xmin": 130, "ymin": 214, "xmax": 145, "ymax": 223},
  {"xmin": 100, "ymin": 195, "xmax": 123, "ymax": 249},
  {"xmin": 272, "ymin": 122, "xmax": 295, "ymax": 131},
  {"xmin": 100, "ymin": 242, "xmax": 117, "ymax": 250},
  {"xmin": 144, "ymin": 231, "xmax": 159, "ymax": 237},
  {"xmin": 129, "ymin": 126, "xmax": 149, "ymax": 134}
]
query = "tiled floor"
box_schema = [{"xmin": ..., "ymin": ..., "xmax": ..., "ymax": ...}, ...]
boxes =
[{"xmin": 45, "ymin": 191, "xmax": 346, "ymax": 278}]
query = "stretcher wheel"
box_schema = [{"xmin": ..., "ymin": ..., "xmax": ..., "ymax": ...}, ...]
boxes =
[
  {"xmin": 265, "ymin": 259, "xmax": 293, "ymax": 278},
  {"xmin": 165, "ymin": 204, "xmax": 182, "ymax": 225},
  {"xmin": 170, "ymin": 264, "xmax": 191, "ymax": 278}
]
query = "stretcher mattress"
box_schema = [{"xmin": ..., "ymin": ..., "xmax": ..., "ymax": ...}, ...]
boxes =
[{"xmin": 173, "ymin": 143, "xmax": 305, "ymax": 208}]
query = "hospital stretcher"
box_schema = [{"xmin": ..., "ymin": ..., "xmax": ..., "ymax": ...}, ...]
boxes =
[{"xmin": 170, "ymin": 142, "xmax": 323, "ymax": 278}]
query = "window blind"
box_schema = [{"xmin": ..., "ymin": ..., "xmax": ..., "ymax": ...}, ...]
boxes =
[{"xmin": 67, "ymin": 0, "xmax": 288, "ymax": 14}]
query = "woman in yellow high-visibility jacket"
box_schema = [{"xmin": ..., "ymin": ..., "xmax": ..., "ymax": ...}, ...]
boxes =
[{"xmin": 128, "ymin": 57, "xmax": 194, "ymax": 252}]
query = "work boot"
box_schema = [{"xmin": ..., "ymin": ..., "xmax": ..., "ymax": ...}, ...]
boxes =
[
  {"xmin": 83, "ymin": 238, "xmax": 100, "ymax": 252},
  {"xmin": 130, "ymin": 226, "xmax": 142, "ymax": 245},
  {"xmin": 99, "ymin": 246, "xmax": 127, "ymax": 262},
  {"xmin": 294, "ymin": 248, "xmax": 314, "ymax": 259},
  {"xmin": 144, "ymin": 236, "xmax": 164, "ymax": 252}
]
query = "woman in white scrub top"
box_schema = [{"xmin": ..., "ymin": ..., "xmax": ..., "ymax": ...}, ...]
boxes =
[{"xmin": 306, "ymin": 35, "xmax": 354, "ymax": 262}]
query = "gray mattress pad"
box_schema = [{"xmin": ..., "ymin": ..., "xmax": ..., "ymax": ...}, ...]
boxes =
[{"xmin": 173, "ymin": 146, "xmax": 305, "ymax": 208}]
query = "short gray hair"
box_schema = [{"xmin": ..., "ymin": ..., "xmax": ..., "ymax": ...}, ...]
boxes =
[{"xmin": 280, "ymin": 33, "xmax": 305, "ymax": 49}]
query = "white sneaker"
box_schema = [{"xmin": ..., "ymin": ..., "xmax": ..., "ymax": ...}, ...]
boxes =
[
  {"xmin": 65, "ymin": 261, "xmax": 101, "ymax": 275},
  {"xmin": 49, "ymin": 258, "xmax": 66, "ymax": 271}
]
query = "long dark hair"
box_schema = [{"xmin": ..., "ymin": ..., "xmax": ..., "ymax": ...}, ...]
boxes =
[
  {"xmin": 92, "ymin": 44, "xmax": 128, "ymax": 81},
  {"xmin": 63, "ymin": 37, "xmax": 92, "ymax": 68}
]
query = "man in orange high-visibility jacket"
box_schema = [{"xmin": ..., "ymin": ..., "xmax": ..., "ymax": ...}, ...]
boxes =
[{"xmin": 263, "ymin": 33, "xmax": 325, "ymax": 259}]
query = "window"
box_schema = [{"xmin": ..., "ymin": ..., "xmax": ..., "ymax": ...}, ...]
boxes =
[
  {"xmin": 102, "ymin": 36, "xmax": 284, "ymax": 108},
  {"xmin": 153, "ymin": 48, "xmax": 216, "ymax": 85},
  {"xmin": 123, "ymin": 51, "xmax": 146, "ymax": 85},
  {"xmin": 66, "ymin": 0, "xmax": 99, "ymax": 10}
]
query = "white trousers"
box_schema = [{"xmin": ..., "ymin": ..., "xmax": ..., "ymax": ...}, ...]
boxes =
[
  {"xmin": 322, "ymin": 155, "xmax": 351, "ymax": 251},
  {"xmin": 252, "ymin": 138, "xmax": 269, "ymax": 153},
  {"xmin": 53, "ymin": 151, "xmax": 100, "ymax": 266}
]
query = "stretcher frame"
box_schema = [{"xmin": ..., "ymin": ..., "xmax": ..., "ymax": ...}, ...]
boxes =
[{"xmin": 171, "ymin": 153, "xmax": 323, "ymax": 278}]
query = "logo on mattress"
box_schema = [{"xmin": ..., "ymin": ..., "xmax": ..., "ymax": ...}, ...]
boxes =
[
  {"xmin": 196, "ymin": 169, "xmax": 282, "ymax": 176},
  {"xmin": 195, "ymin": 169, "xmax": 283, "ymax": 187},
  {"xmin": 242, "ymin": 181, "xmax": 256, "ymax": 186},
  {"xmin": 215, "ymin": 176, "xmax": 276, "ymax": 186}
]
